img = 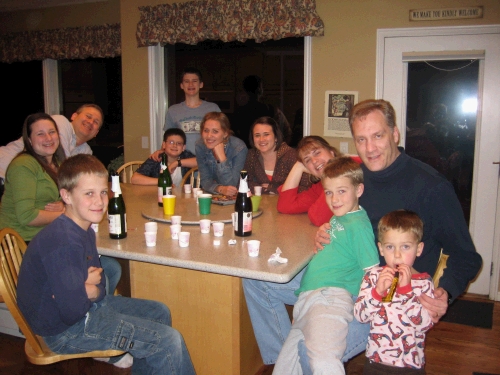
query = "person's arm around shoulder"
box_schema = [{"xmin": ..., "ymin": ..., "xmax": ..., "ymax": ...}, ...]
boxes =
[{"xmin": 131, "ymin": 159, "xmax": 160, "ymax": 185}]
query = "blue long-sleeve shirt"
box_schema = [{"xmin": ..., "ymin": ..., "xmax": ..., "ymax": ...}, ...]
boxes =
[
  {"xmin": 17, "ymin": 215, "xmax": 106, "ymax": 336},
  {"xmin": 195, "ymin": 136, "xmax": 248, "ymax": 193}
]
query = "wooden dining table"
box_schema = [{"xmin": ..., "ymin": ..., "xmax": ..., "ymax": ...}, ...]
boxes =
[{"xmin": 95, "ymin": 184, "xmax": 316, "ymax": 375}]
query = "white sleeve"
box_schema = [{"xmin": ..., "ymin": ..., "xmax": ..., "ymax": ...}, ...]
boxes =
[{"xmin": 0, "ymin": 138, "xmax": 24, "ymax": 179}]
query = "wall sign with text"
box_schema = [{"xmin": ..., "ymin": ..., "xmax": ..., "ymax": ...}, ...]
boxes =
[{"xmin": 410, "ymin": 7, "xmax": 483, "ymax": 21}]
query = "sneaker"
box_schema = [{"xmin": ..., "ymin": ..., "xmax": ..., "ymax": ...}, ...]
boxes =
[{"xmin": 94, "ymin": 353, "xmax": 133, "ymax": 368}]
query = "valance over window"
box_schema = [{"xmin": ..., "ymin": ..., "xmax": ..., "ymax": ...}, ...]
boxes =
[
  {"xmin": 136, "ymin": 0, "xmax": 324, "ymax": 47},
  {"xmin": 0, "ymin": 23, "xmax": 120, "ymax": 63}
]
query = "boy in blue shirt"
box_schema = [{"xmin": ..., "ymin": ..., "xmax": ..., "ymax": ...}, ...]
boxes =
[
  {"xmin": 17, "ymin": 154, "xmax": 195, "ymax": 374},
  {"xmin": 273, "ymin": 157, "xmax": 379, "ymax": 374}
]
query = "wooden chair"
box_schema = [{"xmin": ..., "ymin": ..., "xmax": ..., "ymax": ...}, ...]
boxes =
[
  {"xmin": 116, "ymin": 161, "xmax": 143, "ymax": 183},
  {"xmin": 181, "ymin": 167, "xmax": 201, "ymax": 188},
  {"xmin": 433, "ymin": 249, "xmax": 449, "ymax": 288},
  {"xmin": 0, "ymin": 228, "xmax": 124, "ymax": 365}
]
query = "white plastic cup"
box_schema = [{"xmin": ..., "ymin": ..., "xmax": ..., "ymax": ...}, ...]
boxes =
[
  {"xmin": 170, "ymin": 224, "xmax": 182, "ymax": 239},
  {"xmin": 254, "ymin": 186, "xmax": 262, "ymax": 196},
  {"xmin": 91, "ymin": 223, "xmax": 99, "ymax": 232},
  {"xmin": 145, "ymin": 231, "xmax": 157, "ymax": 247},
  {"xmin": 200, "ymin": 219, "xmax": 211, "ymax": 234},
  {"xmin": 184, "ymin": 184, "xmax": 192, "ymax": 194},
  {"xmin": 178, "ymin": 231, "xmax": 190, "ymax": 247},
  {"xmin": 247, "ymin": 240, "xmax": 261, "ymax": 257},
  {"xmin": 145, "ymin": 222, "xmax": 158, "ymax": 233},
  {"xmin": 212, "ymin": 222, "xmax": 224, "ymax": 237},
  {"xmin": 171, "ymin": 215, "xmax": 182, "ymax": 225},
  {"xmin": 192, "ymin": 187, "xmax": 200, "ymax": 197}
]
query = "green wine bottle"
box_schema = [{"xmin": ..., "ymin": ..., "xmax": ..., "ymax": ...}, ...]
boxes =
[
  {"xmin": 108, "ymin": 173, "xmax": 127, "ymax": 239},
  {"xmin": 158, "ymin": 154, "xmax": 172, "ymax": 206}
]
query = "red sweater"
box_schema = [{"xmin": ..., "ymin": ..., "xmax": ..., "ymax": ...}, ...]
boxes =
[{"xmin": 276, "ymin": 155, "xmax": 362, "ymax": 227}]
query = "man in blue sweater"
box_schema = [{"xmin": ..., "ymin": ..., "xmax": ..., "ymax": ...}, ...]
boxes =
[{"xmin": 17, "ymin": 154, "xmax": 195, "ymax": 374}]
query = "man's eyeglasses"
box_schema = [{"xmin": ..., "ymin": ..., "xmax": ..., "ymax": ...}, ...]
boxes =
[{"xmin": 166, "ymin": 141, "xmax": 184, "ymax": 147}]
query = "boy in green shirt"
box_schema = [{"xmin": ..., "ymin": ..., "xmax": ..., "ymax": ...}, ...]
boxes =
[{"xmin": 274, "ymin": 156, "xmax": 379, "ymax": 374}]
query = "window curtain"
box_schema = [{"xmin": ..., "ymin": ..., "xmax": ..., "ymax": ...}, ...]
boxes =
[
  {"xmin": 0, "ymin": 23, "xmax": 121, "ymax": 63},
  {"xmin": 136, "ymin": 0, "xmax": 324, "ymax": 47}
]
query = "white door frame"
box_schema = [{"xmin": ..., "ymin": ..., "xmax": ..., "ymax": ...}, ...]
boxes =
[{"xmin": 376, "ymin": 25, "xmax": 500, "ymax": 299}]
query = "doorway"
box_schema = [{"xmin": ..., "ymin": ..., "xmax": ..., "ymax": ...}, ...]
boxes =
[{"xmin": 377, "ymin": 25, "xmax": 500, "ymax": 299}]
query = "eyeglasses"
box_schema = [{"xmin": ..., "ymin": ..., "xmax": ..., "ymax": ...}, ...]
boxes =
[{"xmin": 166, "ymin": 141, "xmax": 184, "ymax": 147}]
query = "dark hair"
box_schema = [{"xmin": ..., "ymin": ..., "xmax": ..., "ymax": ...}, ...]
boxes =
[
  {"xmin": 296, "ymin": 136, "xmax": 340, "ymax": 163},
  {"xmin": 200, "ymin": 112, "xmax": 233, "ymax": 137},
  {"xmin": 321, "ymin": 156, "xmax": 363, "ymax": 187},
  {"xmin": 248, "ymin": 116, "xmax": 284, "ymax": 150},
  {"xmin": 163, "ymin": 128, "xmax": 187, "ymax": 144},
  {"xmin": 378, "ymin": 210, "xmax": 424, "ymax": 243},
  {"xmin": 242, "ymin": 75, "xmax": 263, "ymax": 96},
  {"xmin": 58, "ymin": 154, "xmax": 108, "ymax": 192},
  {"xmin": 181, "ymin": 67, "xmax": 203, "ymax": 82},
  {"xmin": 75, "ymin": 103, "xmax": 104, "ymax": 129},
  {"xmin": 349, "ymin": 99, "xmax": 397, "ymax": 132},
  {"xmin": 21, "ymin": 113, "xmax": 66, "ymax": 184}
]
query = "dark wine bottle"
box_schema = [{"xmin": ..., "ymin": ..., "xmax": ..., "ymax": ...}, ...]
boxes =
[
  {"xmin": 108, "ymin": 173, "xmax": 127, "ymax": 239},
  {"xmin": 234, "ymin": 170, "xmax": 253, "ymax": 237},
  {"xmin": 157, "ymin": 154, "xmax": 173, "ymax": 206}
]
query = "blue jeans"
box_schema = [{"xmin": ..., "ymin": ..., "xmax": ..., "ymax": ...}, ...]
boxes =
[
  {"xmin": 242, "ymin": 269, "xmax": 369, "ymax": 368},
  {"xmin": 43, "ymin": 296, "xmax": 195, "ymax": 375},
  {"xmin": 100, "ymin": 255, "xmax": 121, "ymax": 295}
]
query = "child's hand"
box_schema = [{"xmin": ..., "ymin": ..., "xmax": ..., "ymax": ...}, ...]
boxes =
[
  {"xmin": 86, "ymin": 266, "xmax": 103, "ymax": 285},
  {"xmin": 396, "ymin": 264, "xmax": 412, "ymax": 288},
  {"xmin": 376, "ymin": 267, "xmax": 397, "ymax": 296}
]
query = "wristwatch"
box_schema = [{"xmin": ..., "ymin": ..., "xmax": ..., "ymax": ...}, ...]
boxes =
[{"xmin": 177, "ymin": 158, "xmax": 182, "ymax": 168}]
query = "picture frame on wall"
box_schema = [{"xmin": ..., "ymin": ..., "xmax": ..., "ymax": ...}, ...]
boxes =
[{"xmin": 323, "ymin": 91, "xmax": 358, "ymax": 138}]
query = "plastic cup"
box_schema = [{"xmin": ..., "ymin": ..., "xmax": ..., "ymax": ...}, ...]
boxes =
[
  {"xmin": 184, "ymin": 184, "xmax": 192, "ymax": 194},
  {"xmin": 250, "ymin": 195, "xmax": 262, "ymax": 212},
  {"xmin": 170, "ymin": 224, "xmax": 182, "ymax": 239},
  {"xmin": 162, "ymin": 195, "xmax": 176, "ymax": 216},
  {"xmin": 247, "ymin": 240, "xmax": 261, "ymax": 257},
  {"xmin": 192, "ymin": 187, "xmax": 200, "ymax": 198},
  {"xmin": 145, "ymin": 231, "xmax": 157, "ymax": 247},
  {"xmin": 145, "ymin": 222, "xmax": 158, "ymax": 232},
  {"xmin": 212, "ymin": 222, "xmax": 224, "ymax": 237},
  {"xmin": 254, "ymin": 186, "xmax": 262, "ymax": 196},
  {"xmin": 200, "ymin": 219, "xmax": 211, "ymax": 234},
  {"xmin": 198, "ymin": 194, "xmax": 212, "ymax": 215},
  {"xmin": 171, "ymin": 215, "xmax": 182, "ymax": 225},
  {"xmin": 178, "ymin": 231, "xmax": 190, "ymax": 247}
]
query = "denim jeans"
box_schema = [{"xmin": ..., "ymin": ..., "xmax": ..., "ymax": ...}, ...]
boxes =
[
  {"xmin": 242, "ymin": 269, "xmax": 369, "ymax": 368},
  {"xmin": 43, "ymin": 296, "xmax": 195, "ymax": 375},
  {"xmin": 100, "ymin": 255, "xmax": 122, "ymax": 295}
]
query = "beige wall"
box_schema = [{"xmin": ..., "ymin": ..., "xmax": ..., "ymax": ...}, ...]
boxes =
[{"xmin": 1, "ymin": 0, "xmax": 499, "ymax": 160}]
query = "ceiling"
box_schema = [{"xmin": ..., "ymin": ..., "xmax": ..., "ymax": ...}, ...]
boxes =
[{"xmin": 0, "ymin": 0, "xmax": 107, "ymax": 13}]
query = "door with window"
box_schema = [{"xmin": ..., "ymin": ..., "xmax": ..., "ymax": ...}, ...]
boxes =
[{"xmin": 377, "ymin": 26, "xmax": 500, "ymax": 299}]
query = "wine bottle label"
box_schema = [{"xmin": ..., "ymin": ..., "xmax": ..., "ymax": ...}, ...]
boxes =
[
  {"xmin": 158, "ymin": 187, "xmax": 164, "ymax": 203},
  {"xmin": 166, "ymin": 187, "xmax": 172, "ymax": 195},
  {"xmin": 234, "ymin": 211, "xmax": 252, "ymax": 232},
  {"xmin": 109, "ymin": 214, "xmax": 127, "ymax": 234}
]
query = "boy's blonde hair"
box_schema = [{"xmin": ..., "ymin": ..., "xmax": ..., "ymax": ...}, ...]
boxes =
[
  {"xmin": 58, "ymin": 154, "xmax": 108, "ymax": 192},
  {"xmin": 321, "ymin": 156, "xmax": 363, "ymax": 187},
  {"xmin": 378, "ymin": 210, "xmax": 424, "ymax": 242}
]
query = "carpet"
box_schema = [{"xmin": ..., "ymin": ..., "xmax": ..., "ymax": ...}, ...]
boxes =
[{"xmin": 441, "ymin": 299, "xmax": 494, "ymax": 329}]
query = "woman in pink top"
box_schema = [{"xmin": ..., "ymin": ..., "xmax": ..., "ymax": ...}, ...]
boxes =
[{"xmin": 277, "ymin": 136, "xmax": 361, "ymax": 226}]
